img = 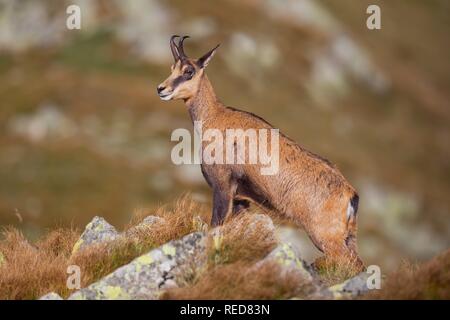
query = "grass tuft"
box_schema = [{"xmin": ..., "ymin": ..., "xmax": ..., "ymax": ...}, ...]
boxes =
[{"xmin": 161, "ymin": 261, "xmax": 307, "ymax": 300}]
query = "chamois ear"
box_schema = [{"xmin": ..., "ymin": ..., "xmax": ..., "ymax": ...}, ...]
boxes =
[{"xmin": 197, "ymin": 44, "xmax": 220, "ymax": 69}]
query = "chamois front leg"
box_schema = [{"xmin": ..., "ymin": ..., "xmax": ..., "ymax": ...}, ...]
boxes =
[
  {"xmin": 211, "ymin": 186, "xmax": 234, "ymax": 227},
  {"xmin": 210, "ymin": 174, "xmax": 239, "ymax": 227}
]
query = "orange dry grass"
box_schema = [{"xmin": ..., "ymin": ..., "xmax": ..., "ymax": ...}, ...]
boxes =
[
  {"xmin": 126, "ymin": 194, "xmax": 210, "ymax": 240},
  {"xmin": 0, "ymin": 195, "xmax": 210, "ymax": 299},
  {"xmin": 162, "ymin": 261, "xmax": 305, "ymax": 300},
  {"xmin": 365, "ymin": 249, "xmax": 450, "ymax": 300},
  {"xmin": 207, "ymin": 212, "xmax": 278, "ymax": 266},
  {"xmin": 0, "ymin": 227, "xmax": 80, "ymax": 300},
  {"xmin": 314, "ymin": 255, "xmax": 364, "ymax": 287},
  {"xmin": 72, "ymin": 195, "xmax": 210, "ymax": 287},
  {"xmin": 160, "ymin": 212, "xmax": 283, "ymax": 300}
]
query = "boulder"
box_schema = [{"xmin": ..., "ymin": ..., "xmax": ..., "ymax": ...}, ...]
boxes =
[
  {"xmin": 68, "ymin": 232, "xmax": 205, "ymax": 300},
  {"xmin": 72, "ymin": 216, "xmax": 119, "ymax": 254},
  {"xmin": 261, "ymin": 242, "xmax": 315, "ymax": 282}
]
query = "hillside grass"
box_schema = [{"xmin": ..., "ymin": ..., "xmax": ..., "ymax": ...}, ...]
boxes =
[
  {"xmin": 0, "ymin": 195, "xmax": 210, "ymax": 299},
  {"xmin": 0, "ymin": 196, "xmax": 448, "ymax": 300},
  {"xmin": 364, "ymin": 249, "xmax": 450, "ymax": 300}
]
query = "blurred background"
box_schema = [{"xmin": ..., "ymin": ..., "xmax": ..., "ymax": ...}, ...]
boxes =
[{"xmin": 0, "ymin": 0, "xmax": 449, "ymax": 271}]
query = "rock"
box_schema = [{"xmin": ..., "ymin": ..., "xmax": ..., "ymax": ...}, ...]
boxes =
[
  {"xmin": 72, "ymin": 216, "xmax": 119, "ymax": 254},
  {"xmin": 325, "ymin": 272, "xmax": 370, "ymax": 299},
  {"xmin": 260, "ymin": 242, "xmax": 315, "ymax": 282},
  {"xmin": 68, "ymin": 232, "xmax": 206, "ymax": 300},
  {"xmin": 39, "ymin": 292, "xmax": 63, "ymax": 300},
  {"xmin": 276, "ymin": 225, "xmax": 321, "ymax": 262}
]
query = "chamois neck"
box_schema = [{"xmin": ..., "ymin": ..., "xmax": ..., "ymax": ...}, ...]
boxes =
[{"xmin": 185, "ymin": 74, "xmax": 222, "ymax": 122}]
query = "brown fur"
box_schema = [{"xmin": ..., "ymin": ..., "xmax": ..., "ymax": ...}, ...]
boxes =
[{"xmin": 158, "ymin": 37, "xmax": 363, "ymax": 270}]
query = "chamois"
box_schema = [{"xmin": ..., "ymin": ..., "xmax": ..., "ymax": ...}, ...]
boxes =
[{"xmin": 158, "ymin": 36, "xmax": 363, "ymax": 270}]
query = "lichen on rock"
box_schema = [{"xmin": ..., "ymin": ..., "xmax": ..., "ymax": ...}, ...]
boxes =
[
  {"xmin": 68, "ymin": 232, "xmax": 206, "ymax": 300},
  {"xmin": 261, "ymin": 242, "xmax": 315, "ymax": 282},
  {"xmin": 72, "ymin": 216, "xmax": 119, "ymax": 254}
]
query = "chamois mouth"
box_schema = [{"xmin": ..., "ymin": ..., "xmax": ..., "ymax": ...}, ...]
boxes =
[{"xmin": 158, "ymin": 92, "xmax": 173, "ymax": 101}]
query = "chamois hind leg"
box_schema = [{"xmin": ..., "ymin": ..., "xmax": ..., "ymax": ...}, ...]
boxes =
[{"xmin": 307, "ymin": 198, "xmax": 364, "ymax": 273}]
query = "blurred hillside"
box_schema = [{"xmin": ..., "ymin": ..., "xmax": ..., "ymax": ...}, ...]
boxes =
[{"xmin": 0, "ymin": 0, "xmax": 449, "ymax": 271}]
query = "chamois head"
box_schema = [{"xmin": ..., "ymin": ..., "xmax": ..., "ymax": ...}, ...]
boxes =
[{"xmin": 157, "ymin": 35, "xmax": 219, "ymax": 101}]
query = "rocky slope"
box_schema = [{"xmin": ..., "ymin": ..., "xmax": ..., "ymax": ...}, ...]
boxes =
[{"xmin": 39, "ymin": 214, "xmax": 370, "ymax": 300}]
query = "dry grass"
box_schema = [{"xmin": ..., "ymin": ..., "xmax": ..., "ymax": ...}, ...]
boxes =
[
  {"xmin": 207, "ymin": 212, "xmax": 278, "ymax": 266},
  {"xmin": 0, "ymin": 195, "xmax": 210, "ymax": 299},
  {"xmin": 160, "ymin": 211, "xmax": 285, "ymax": 300},
  {"xmin": 0, "ymin": 195, "xmax": 280, "ymax": 300},
  {"xmin": 365, "ymin": 249, "xmax": 450, "ymax": 300},
  {"xmin": 162, "ymin": 261, "xmax": 306, "ymax": 300},
  {"xmin": 126, "ymin": 193, "xmax": 210, "ymax": 237},
  {"xmin": 71, "ymin": 195, "xmax": 211, "ymax": 288},
  {"xmin": 0, "ymin": 227, "xmax": 80, "ymax": 300},
  {"xmin": 314, "ymin": 255, "xmax": 364, "ymax": 287},
  {"xmin": 2, "ymin": 194, "xmax": 447, "ymax": 300}
]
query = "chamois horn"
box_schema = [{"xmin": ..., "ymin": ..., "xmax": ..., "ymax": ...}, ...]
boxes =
[
  {"xmin": 177, "ymin": 36, "xmax": 190, "ymax": 59},
  {"xmin": 170, "ymin": 35, "xmax": 181, "ymax": 62}
]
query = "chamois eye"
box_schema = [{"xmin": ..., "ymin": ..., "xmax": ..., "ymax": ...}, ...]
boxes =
[{"xmin": 184, "ymin": 68, "xmax": 194, "ymax": 79}]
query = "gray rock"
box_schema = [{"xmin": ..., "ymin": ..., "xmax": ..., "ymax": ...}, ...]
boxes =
[
  {"xmin": 325, "ymin": 272, "xmax": 370, "ymax": 299},
  {"xmin": 260, "ymin": 242, "xmax": 315, "ymax": 282},
  {"xmin": 39, "ymin": 292, "xmax": 63, "ymax": 300},
  {"xmin": 72, "ymin": 216, "xmax": 119, "ymax": 254},
  {"xmin": 68, "ymin": 232, "xmax": 206, "ymax": 300}
]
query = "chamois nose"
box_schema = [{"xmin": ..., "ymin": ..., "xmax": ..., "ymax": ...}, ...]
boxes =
[{"xmin": 157, "ymin": 85, "xmax": 165, "ymax": 94}]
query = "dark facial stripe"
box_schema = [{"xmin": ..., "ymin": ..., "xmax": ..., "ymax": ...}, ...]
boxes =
[
  {"xmin": 171, "ymin": 62, "xmax": 196, "ymax": 90},
  {"xmin": 172, "ymin": 75, "xmax": 185, "ymax": 89}
]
